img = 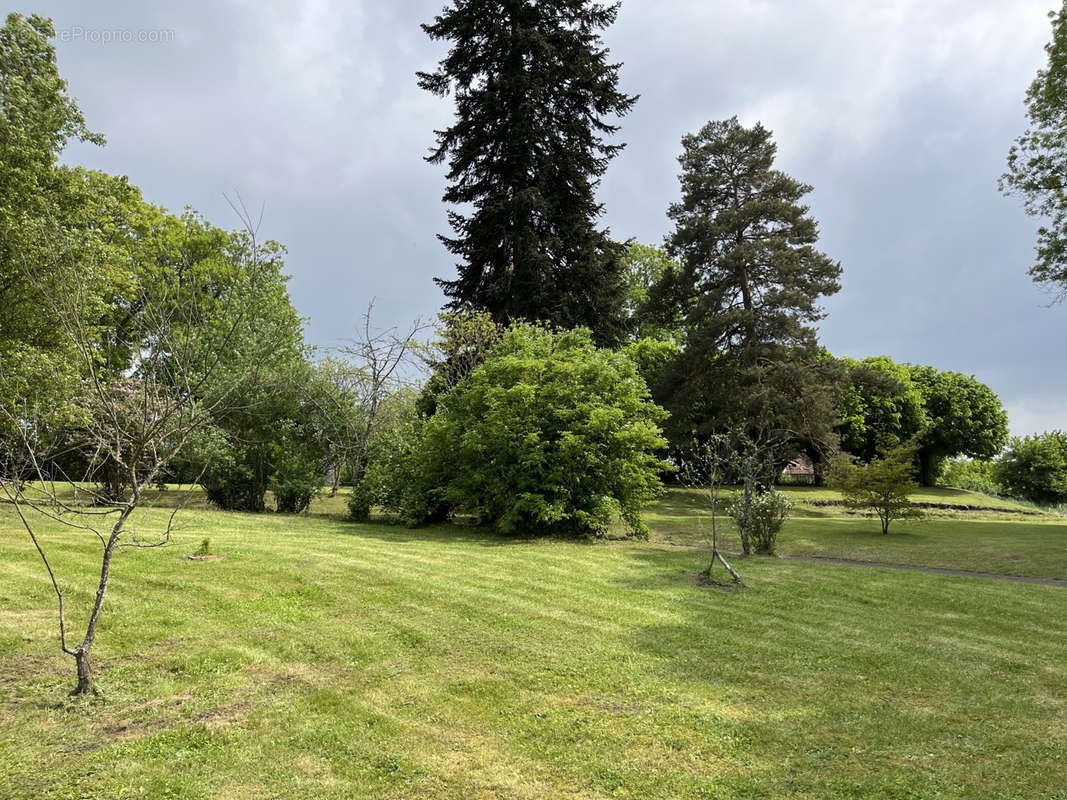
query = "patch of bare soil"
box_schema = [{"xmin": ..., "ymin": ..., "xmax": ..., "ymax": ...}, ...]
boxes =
[{"xmin": 692, "ymin": 571, "xmax": 743, "ymax": 591}]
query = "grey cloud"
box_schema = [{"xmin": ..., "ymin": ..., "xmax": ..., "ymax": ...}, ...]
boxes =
[{"xmin": 21, "ymin": 0, "xmax": 1065, "ymax": 434}]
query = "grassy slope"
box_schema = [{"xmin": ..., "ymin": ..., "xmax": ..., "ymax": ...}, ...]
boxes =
[
  {"xmin": 776, "ymin": 485, "xmax": 1038, "ymax": 511},
  {"xmin": 1, "ymin": 502, "xmax": 1066, "ymax": 799},
  {"xmin": 649, "ymin": 488, "xmax": 1067, "ymax": 579}
]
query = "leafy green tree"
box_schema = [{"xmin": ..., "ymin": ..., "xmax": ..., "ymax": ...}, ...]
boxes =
[
  {"xmin": 994, "ymin": 431, "xmax": 1067, "ymax": 505},
  {"xmin": 0, "ymin": 14, "xmax": 102, "ymax": 224},
  {"xmin": 1001, "ymin": 2, "xmax": 1067, "ymax": 298},
  {"xmin": 620, "ymin": 242, "xmax": 679, "ymax": 340},
  {"xmin": 419, "ymin": 0, "xmax": 637, "ymax": 343},
  {"xmin": 160, "ymin": 215, "xmax": 317, "ymax": 512},
  {"xmin": 829, "ymin": 445, "xmax": 923, "ymax": 535},
  {"xmin": 621, "ymin": 336, "xmax": 680, "ymax": 396},
  {"xmin": 836, "ymin": 356, "xmax": 926, "ymax": 463},
  {"xmin": 939, "ymin": 457, "xmax": 1001, "ymax": 496},
  {"xmin": 269, "ymin": 419, "xmax": 327, "ymax": 514},
  {"xmin": 416, "ymin": 324, "xmax": 669, "ymax": 537},
  {"xmin": 194, "ymin": 377, "xmax": 325, "ymax": 514},
  {"xmin": 908, "ymin": 366, "xmax": 1009, "ymax": 486},
  {"xmin": 0, "ymin": 14, "xmax": 114, "ymax": 428},
  {"xmin": 647, "ymin": 118, "xmax": 842, "ymax": 456},
  {"xmin": 5, "ymin": 177, "xmax": 249, "ymax": 503},
  {"xmin": 0, "ymin": 200, "xmax": 298, "ymax": 695}
]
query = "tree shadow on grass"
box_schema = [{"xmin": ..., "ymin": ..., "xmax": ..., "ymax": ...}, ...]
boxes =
[
  {"xmin": 610, "ymin": 546, "xmax": 758, "ymax": 593},
  {"xmin": 788, "ymin": 507, "xmax": 837, "ymax": 519},
  {"xmin": 331, "ymin": 518, "xmax": 601, "ymax": 549}
]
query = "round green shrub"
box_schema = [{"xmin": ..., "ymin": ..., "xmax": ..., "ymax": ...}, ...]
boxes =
[
  {"xmin": 729, "ymin": 489, "xmax": 791, "ymax": 554},
  {"xmin": 418, "ymin": 324, "xmax": 670, "ymax": 537},
  {"xmin": 995, "ymin": 431, "xmax": 1067, "ymax": 505}
]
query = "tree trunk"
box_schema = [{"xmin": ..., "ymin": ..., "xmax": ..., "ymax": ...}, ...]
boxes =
[
  {"xmin": 69, "ymin": 516, "xmax": 126, "ymax": 695},
  {"xmin": 918, "ymin": 451, "xmax": 934, "ymax": 487},
  {"xmin": 739, "ymin": 475, "xmax": 754, "ymax": 555},
  {"xmin": 707, "ymin": 549, "xmax": 745, "ymax": 586},
  {"xmin": 805, "ymin": 445, "xmax": 827, "ymax": 487},
  {"xmin": 72, "ymin": 648, "xmax": 94, "ymax": 695},
  {"xmin": 327, "ymin": 462, "xmax": 341, "ymax": 497}
]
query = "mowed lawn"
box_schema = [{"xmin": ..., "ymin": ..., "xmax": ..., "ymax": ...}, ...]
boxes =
[
  {"xmin": 649, "ymin": 487, "xmax": 1067, "ymax": 580},
  {"xmin": 1, "ymin": 498, "xmax": 1066, "ymax": 799}
]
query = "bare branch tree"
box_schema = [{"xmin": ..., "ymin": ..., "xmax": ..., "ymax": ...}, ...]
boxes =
[
  {"xmin": 678, "ymin": 435, "xmax": 744, "ymax": 587},
  {"xmin": 329, "ymin": 301, "xmax": 427, "ymax": 503}
]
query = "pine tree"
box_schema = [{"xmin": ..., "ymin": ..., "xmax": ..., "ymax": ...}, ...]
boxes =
[
  {"xmin": 648, "ymin": 118, "xmax": 842, "ymax": 448},
  {"xmin": 418, "ymin": 0, "xmax": 637, "ymax": 343},
  {"xmin": 653, "ymin": 117, "xmax": 840, "ymax": 359}
]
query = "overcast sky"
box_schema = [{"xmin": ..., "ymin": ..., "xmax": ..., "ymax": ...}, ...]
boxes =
[{"xmin": 22, "ymin": 0, "xmax": 1065, "ymax": 435}]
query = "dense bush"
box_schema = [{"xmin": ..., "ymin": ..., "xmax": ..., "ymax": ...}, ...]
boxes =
[
  {"xmin": 411, "ymin": 324, "xmax": 670, "ymax": 537},
  {"xmin": 191, "ymin": 427, "xmax": 267, "ymax": 512},
  {"xmin": 939, "ymin": 457, "xmax": 1001, "ymax": 496},
  {"xmin": 190, "ymin": 370, "xmax": 330, "ymax": 514},
  {"xmin": 994, "ymin": 431, "xmax": 1067, "ymax": 505},
  {"xmin": 729, "ymin": 489, "xmax": 791, "ymax": 554},
  {"xmin": 621, "ymin": 337, "xmax": 679, "ymax": 394},
  {"xmin": 270, "ymin": 422, "xmax": 324, "ymax": 514},
  {"xmin": 347, "ymin": 395, "xmax": 446, "ymax": 524}
]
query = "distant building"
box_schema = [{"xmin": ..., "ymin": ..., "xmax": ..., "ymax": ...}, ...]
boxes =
[{"xmin": 781, "ymin": 454, "xmax": 815, "ymax": 484}]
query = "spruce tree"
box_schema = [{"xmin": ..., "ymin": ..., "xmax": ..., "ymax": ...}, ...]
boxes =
[
  {"xmin": 648, "ymin": 118, "xmax": 842, "ymax": 449},
  {"xmin": 418, "ymin": 0, "xmax": 637, "ymax": 343}
]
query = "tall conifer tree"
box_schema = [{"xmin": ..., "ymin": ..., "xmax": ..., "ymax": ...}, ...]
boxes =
[
  {"xmin": 653, "ymin": 117, "xmax": 841, "ymax": 361},
  {"xmin": 418, "ymin": 0, "xmax": 637, "ymax": 343},
  {"xmin": 648, "ymin": 118, "xmax": 842, "ymax": 451}
]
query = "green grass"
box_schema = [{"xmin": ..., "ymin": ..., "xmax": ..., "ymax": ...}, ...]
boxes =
[
  {"xmin": 775, "ymin": 484, "xmax": 1043, "ymax": 510},
  {"xmin": 649, "ymin": 488, "xmax": 1067, "ymax": 579},
  {"xmin": 2, "ymin": 495, "xmax": 1066, "ymax": 799}
]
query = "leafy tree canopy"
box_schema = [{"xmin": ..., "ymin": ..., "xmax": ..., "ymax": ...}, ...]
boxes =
[
  {"xmin": 908, "ymin": 365, "xmax": 1009, "ymax": 486},
  {"xmin": 621, "ymin": 336, "xmax": 680, "ymax": 396},
  {"xmin": 0, "ymin": 14, "xmax": 113, "ymax": 427},
  {"xmin": 836, "ymin": 356, "xmax": 926, "ymax": 463},
  {"xmin": 620, "ymin": 241, "xmax": 679, "ymax": 341},
  {"xmin": 995, "ymin": 430, "xmax": 1067, "ymax": 505},
  {"xmin": 829, "ymin": 445, "xmax": 923, "ymax": 535},
  {"xmin": 1001, "ymin": 2, "xmax": 1067, "ymax": 298}
]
